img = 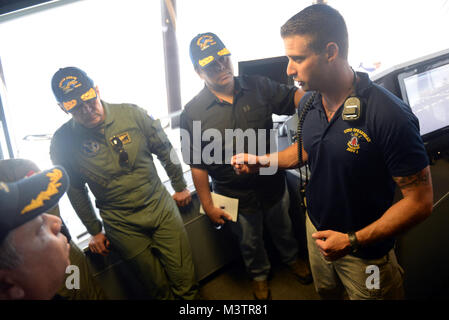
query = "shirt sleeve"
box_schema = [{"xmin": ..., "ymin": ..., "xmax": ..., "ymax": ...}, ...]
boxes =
[
  {"xmin": 66, "ymin": 185, "xmax": 103, "ymax": 235},
  {"xmin": 179, "ymin": 109, "xmax": 206, "ymax": 170},
  {"xmin": 369, "ymin": 90, "xmax": 429, "ymax": 177},
  {"xmin": 140, "ymin": 110, "xmax": 187, "ymax": 192},
  {"xmin": 50, "ymin": 129, "xmax": 103, "ymax": 235},
  {"xmin": 258, "ymin": 76, "xmax": 298, "ymax": 116}
]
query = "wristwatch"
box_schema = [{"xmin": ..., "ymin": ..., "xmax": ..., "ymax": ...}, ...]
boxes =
[{"xmin": 347, "ymin": 231, "xmax": 360, "ymax": 253}]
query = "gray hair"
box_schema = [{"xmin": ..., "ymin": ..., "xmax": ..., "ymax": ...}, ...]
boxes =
[{"xmin": 0, "ymin": 232, "xmax": 23, "ymax": 270}]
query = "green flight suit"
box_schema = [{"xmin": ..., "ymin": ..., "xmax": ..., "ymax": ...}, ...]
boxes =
[{"xmin": 50, "ymin": 101, "xmax": 198, "ymax": 299}]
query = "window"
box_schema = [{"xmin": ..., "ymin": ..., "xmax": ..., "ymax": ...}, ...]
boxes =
[
  {"xmin": 177, "ymin": 0, "xmax": 449, "ymax": 89},
  {"xmin": 0, "ymin": 0, "xmax": 167, "ymax": 241},
  {"xmin": 177, "ymin": 0, "xmax": 309, "ymax": 105},
  {"xmin": 2, "ymin": 0, "xmax": 449, "ymax": 242},
  {"xmin": 331, "ymin": 0, "xmax": 449, "ymax": 76}
]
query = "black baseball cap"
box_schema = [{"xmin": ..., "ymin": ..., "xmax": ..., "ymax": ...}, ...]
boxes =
[
  {"xmin": 189, "ymin": 32, "xmax": 231, "ymax": 69},
  {"xmin": 51, "ymin": 67, "xmax": 97, "ymax": 113},
  {"xmin": 0, "ymin": 166, "xmax": 69, "ymax": 243}
]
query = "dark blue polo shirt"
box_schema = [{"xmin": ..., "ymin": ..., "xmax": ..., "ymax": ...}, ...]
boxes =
[
  {"xmin": 180, "ymin": 75, "xmax": 297, "ymax": 214},
  {"xmin": 300, "ymin": 72, "xmax": 429, "ymax": 259}
]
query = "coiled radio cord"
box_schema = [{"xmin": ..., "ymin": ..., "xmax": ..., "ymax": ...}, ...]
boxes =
[{"xmin": 296, "ymin": 91, "xmax": 317, "ymax": 210}]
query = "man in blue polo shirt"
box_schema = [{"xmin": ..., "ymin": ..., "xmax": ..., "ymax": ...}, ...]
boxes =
[{"xmin": 232, "ymin": 4, "xmax": 433, "ymax": 299}]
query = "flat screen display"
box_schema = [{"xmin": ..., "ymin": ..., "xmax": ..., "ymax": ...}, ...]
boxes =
[
  {"xmin": 238, "ymin": 56, "xmax": 292, "ymax": 86},
  {"xmin": 399, "ymin": 62, "xmax": 449, "ymax": 137}
]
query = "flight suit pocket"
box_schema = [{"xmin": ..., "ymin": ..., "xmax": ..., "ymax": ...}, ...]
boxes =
[{"xmin": 109, "ymin": 128, "xmax": 142, "ymax": 168}]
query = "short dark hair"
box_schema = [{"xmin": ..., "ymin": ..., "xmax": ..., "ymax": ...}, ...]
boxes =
[{"xmin": 281, "ymin": 4, "xmax": 349, "ymax": 59}]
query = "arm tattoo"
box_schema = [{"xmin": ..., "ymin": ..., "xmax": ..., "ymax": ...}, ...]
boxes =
[{"xmin": 393, "ymin": 169, "xmax": 431, "ymax": 190}]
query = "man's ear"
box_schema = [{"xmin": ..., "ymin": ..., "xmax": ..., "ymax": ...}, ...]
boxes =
[
  {"xmin": 0, "ymin": 270, "xmax": 25, "ymax": 300},
  {"xmin": 325, "ymin": 42, "xmax": 339, "ymax": 62}
]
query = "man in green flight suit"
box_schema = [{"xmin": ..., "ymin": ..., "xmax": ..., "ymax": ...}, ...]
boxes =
[{"xmin": 50, "ymin": 66, "xmax": 198, "ymax": 299}]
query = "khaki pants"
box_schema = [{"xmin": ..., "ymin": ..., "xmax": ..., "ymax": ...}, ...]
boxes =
[{"xmin": 306, "ymin": 214, "xmax": 404, "ymax": 300}]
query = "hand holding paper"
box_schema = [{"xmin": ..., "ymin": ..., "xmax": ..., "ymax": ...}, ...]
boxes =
[{"xmin": 200, "ymin": 192, "xmax": 239, "ymax": 222}]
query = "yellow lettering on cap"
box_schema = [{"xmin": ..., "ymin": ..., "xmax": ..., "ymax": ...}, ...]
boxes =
[
  {"xmin": 63, "ymin": 99, "xmax": 77, "ymax": 111},
  {"xmin": 199, "ymin": 56, "xmax": 214, "ymax": 67},
  {"xmin": 21, "ymin": 169, "xmax": 63, "ymax": 215},
  {"xmin": 217, "ymin": 48, "xmax": 230, "ymax": 56},
  {"xmin": 59, "ymin": 76, "xmax": 81, "ymax": 93},
  {"xmin": 59, "ymin": 76, "xmax": 76, "ymax": 88},
  {"xmin": 197, "ymin": 35, "xmax": 216, "ymax": 51},
  {"xmin": 80, "ymin": 88, "xmax": 97, "ymax": 101}
]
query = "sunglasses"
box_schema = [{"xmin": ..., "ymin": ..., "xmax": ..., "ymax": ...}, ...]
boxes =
[{"xmin": 110, "ymin": 136, "xmax": 129, "ymax": 166}]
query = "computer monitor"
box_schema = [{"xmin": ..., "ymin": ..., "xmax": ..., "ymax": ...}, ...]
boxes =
[
  {"xmin": 398, "ymin": 58, "xmax": 449, "ymax": 141},
  {"xmin": 238, "ymin": 56, "xmax": 292, "ymax": 86}
]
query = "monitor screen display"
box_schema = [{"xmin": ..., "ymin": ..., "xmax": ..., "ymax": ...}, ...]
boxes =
[
  {"xmin": 238, "ymin": 56, "xmax": 292, "ymax": 86},
  {"xmin": 399, "ymin": 61, "xmax": 449, "ymax": 137}
]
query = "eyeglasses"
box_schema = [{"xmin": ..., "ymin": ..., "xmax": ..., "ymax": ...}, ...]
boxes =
[{"xmin": 110, "ymin": 136, "xmax": 129, "ymax": 166}]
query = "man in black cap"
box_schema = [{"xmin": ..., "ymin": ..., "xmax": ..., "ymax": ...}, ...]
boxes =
[
  {"xmin": 0, "ymin": 166, "xmax": 71, "ymax": 300},
  {"xmin": 0, "ymin": 158, "xmax": 107, "ymax": 300},
  {"xmin": 50, "ymin": 67, "xmax": 198, "ymax": 299},
  {"xmin": 180, "ymin": 32, "xmax": 311, "ymax": 300}
]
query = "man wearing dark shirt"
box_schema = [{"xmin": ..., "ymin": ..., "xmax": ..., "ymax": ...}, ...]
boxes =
[
  {"xmin": 180, "ymin": 33, "xmax": 311, "ymax": 300},
  {"xmin": 232, "ymin": 4, "xmax": 433, "ymax": 299}
]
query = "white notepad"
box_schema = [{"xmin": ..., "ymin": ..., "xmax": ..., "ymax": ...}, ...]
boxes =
[{"xmin": 199, "ymin": 192, "xmax": 239, "ymax": 222}]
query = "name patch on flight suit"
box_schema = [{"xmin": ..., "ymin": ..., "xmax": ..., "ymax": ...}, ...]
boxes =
[
  {"xmin": 82, "ymin": 139, "xmax": 100, "ymax": 157},
  {"xmin": 110, "ymin": 132, "xmax": 131, "ymax": 145}
]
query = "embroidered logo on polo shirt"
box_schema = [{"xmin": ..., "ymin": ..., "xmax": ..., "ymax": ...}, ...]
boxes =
[{"xmin": 344, "ymin": 128, "xmax": 371, "ymax": 154}]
